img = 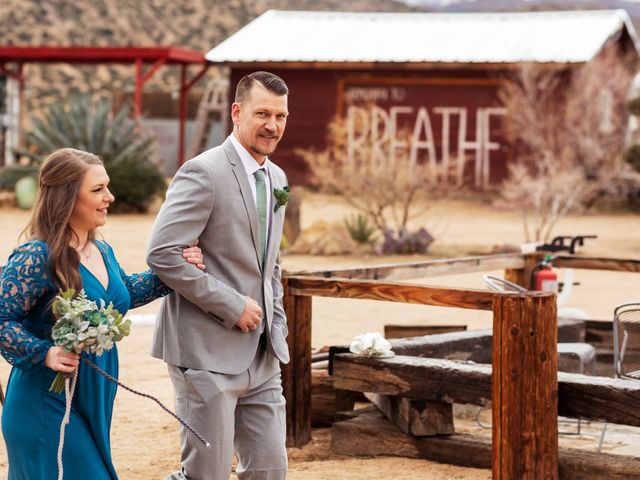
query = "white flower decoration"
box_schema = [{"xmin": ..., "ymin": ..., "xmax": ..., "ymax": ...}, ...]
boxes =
[{"xmin": 349, "ymin": 332, "xmax": 395, "ymax": 358}]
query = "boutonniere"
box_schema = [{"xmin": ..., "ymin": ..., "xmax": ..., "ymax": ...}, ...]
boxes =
[{"xmin": 273, "ymin": 186, "xmax": 290, "ymax": 212}]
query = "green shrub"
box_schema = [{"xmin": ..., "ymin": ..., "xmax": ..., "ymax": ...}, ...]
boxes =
[
  {"xmin": 344, "ymin": 213, "xmax": 377, "ymax": 244},
  {"xmin": 16, "ymin": 93, "xmax": 163, "ymax": 212},
  {"xmin": 0, "ymin": 165, "xmax": 39, "ymax": 192},
  {"xmin": 106, "ymin": 158, "xmax": 166, "ymax": 213}
]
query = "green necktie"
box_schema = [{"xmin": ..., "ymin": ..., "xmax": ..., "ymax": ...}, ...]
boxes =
[{"xmin": 254, "ymin": 168, "xmax": 267, "ymax": 262}]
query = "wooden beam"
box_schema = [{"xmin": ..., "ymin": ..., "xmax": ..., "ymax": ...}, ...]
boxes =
[
  {"xmin": 286, "ymin": 253, "xmax": 525, "ymax": 281},
  {"xmin": 281, "ymin": 280, "xmax": 312, "ymax": 447},
  {"xmin": 553, "ymin": 256, "xmax": 640, "ymax": 273},
  {"xmin": 365, "ymin": 393, "xmax": 454, "ymax": 436},
  {"xmin": 390, "ymin": 328, "xmax": 494, "ymax": 363},
  {"xmin": 558, "ymin": 371, "xmax": 640, "ymax": 424},
  {"xmin": 387, "ymin": 318, "xmax": 584, "ymax": 364},
  {"xmin": 287, "ymin": 276, "xmax": 497, "ymax": 310},
  {"xmin": 333, "ymin": 355, "xmax": 493, "ymax": 406},
  {"xmin": 492, "ymin": 293, "xmax": 558, "ymax": 479},
  {"xmin": 332, "ymin": 408, "xmax": 640, "ymax": 480},
  {"xmin": 384, "ymin": 324, "xmax": 467, "ymax": 339},
  {"xmin": 332, "ymin": 407, "xmax": 490, "ymax": 469},
  {"xmin": 332, "ymin": 354, "xmax": 640, "ymax": 427},
  {"xmin": 311, "ymin": 368, "xmax": 356, "ymax": 427}
]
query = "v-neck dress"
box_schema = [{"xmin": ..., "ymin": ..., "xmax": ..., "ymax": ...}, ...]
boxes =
[{"xmin": 0, "ymin": 240, "xmax": 170, "ymax": 480}]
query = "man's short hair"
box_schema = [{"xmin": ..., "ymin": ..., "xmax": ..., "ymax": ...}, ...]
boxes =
[{"xmin": 235, "ymin": 71, "xmax": 289, "ymax": 103}]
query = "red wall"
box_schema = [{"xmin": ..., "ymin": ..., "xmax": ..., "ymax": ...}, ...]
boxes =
[{"xmin": 229, "ymin": 67, "xmax": 509, "ymax": 188}]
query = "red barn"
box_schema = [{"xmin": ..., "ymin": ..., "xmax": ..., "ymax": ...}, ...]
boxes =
[{"xmin": 205, "ymin": 9, "xmax": 639, "ymax": 187}]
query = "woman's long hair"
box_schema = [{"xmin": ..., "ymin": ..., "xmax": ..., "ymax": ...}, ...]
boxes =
[{"xmin": 23, "ymin": 148, "xmax": 103, "ymax": 291}]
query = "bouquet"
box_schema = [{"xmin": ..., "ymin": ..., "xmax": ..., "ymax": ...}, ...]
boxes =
[{"xmin": 49, "ymin": 288, "xmax": 131, "ymax": 393}]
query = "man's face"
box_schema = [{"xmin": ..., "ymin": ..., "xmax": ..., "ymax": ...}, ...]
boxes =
[{"xmin": 231, "ymin": 83, "xmax": 289, "ymax": 164}]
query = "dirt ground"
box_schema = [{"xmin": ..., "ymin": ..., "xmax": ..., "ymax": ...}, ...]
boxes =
[{"xmin": 0, "ymin": 192, "xmax": 639, "ymax": 479}]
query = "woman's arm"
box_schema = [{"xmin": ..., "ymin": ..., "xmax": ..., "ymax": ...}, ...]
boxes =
[
  {"xmin": 106, "ymin": 242, "xmax": 205, "ymax": 309},
  {"xmin": 0, "ymin": 242, "xmax": 54, "ymax": 369}
]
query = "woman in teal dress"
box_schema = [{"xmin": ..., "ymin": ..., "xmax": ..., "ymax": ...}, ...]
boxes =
[{"xmin": 0, "ymin": 148, "xmax": 205, "ymax": 480}]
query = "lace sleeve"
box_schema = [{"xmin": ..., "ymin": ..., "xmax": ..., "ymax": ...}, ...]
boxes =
[
  {"xmin": 0, "ymin": 242, "xmax": 54, "ymax": 369},
  {"xmin": 119, "ymin": 266, "xmax": 172, "ymax": 309},
  {"xmin": 101, "ymin": 242, "xmax": 171, "ymax": 309}
]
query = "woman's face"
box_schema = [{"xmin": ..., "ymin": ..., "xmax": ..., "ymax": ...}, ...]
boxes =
[{"xmin": 69, "ymin": 164, "xmax": 114, "ymax": 234}]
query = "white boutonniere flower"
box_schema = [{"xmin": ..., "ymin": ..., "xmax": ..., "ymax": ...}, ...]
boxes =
[{"xmin": 349, "ymin": 332, "xmax": 395, "ymax": 358}]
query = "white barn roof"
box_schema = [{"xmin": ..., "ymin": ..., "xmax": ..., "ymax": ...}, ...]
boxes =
[{"xmin": 205, "ymin": 9, "xmax": 639, "ymax": 65}]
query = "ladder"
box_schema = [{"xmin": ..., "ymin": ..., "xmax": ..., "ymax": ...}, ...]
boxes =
[{"xmin": 187, "ymin": 77, "xmax": 229, "ymax": 159}]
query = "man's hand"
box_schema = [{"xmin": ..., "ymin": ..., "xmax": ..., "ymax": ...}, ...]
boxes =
[{"xmin": 236, "ymin": 296, "xmax": 263, "ymax": 333}]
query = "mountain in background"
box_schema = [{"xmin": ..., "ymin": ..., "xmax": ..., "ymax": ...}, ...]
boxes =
[
  {"xmin": 0, "ymin": 0, "xmax": 417, "ymax": 112},
  {"xmin": 402, "ymin": 0, "xmax": 640, "ymax": 20},
  {"xmin": 3, "ymin": 0, "xmax": 640, "ymax": 113}
]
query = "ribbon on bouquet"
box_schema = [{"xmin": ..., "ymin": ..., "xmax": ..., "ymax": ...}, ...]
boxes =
[{"xmin": 56, "ymin": 358, "xmax": 210, "ymax": 480}]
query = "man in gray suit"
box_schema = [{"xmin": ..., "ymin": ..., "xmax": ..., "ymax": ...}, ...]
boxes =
[{"xmin": 147, "ymin": 71, "xmax": 290, "ymax": 480}]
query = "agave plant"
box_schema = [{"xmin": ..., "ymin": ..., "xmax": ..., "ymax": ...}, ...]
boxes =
[
  {"xmin": 17, "ymin": 93, "xmax": 165, "ymax": 212},
  {"xmin": 344, "ymin": 213, "xmax": 377, "ymax": 245},
  {"xmin": 24, "ymin": 94, "xmax": 155, "ymax": 165}
]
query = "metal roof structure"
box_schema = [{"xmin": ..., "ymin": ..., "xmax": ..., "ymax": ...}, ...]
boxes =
[
  {"xmin": 205, "ymin": 9, "xmax": 639, "ymax": 65},
  {"xmin": 0, "ymin": 46, "xmax": 208, "ymax": 166}
]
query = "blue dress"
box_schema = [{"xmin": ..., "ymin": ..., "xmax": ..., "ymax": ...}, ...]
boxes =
[{"xmin": 0, "ymin": 240, "xmax": 170, "ymax": 480}]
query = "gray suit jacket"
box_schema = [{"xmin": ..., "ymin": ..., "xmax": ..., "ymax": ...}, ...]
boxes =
[{"xmin": 147, "ymin": 138, "xmax": 290, "ymax": 374}]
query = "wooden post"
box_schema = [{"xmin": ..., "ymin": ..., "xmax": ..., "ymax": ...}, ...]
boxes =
[
  {"xmin": 504, "ymin": 253, "xmax": 543, "ymax": 290},
  {"xmin": 492, "ymin": 292, "xmax": 558, "ymax": 480},
  {"xmin": 281, "ymin": 277, "xmax": 312, "ymax": 447}
]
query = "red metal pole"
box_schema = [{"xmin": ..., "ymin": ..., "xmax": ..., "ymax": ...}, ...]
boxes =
[
  {"xmin": 134, "ymin": 58, "xmax": 142, "ymax": 118},
  {"xmin": 17, "ymin": 62, "xmax": 24, "ymax": 151},
  {"xmin": 178, "ymin": 64, "xmax": 187, "ymax": 167}
]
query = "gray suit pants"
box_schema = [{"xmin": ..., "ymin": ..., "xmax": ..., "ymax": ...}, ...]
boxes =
[{"xmin": 166, "ymin": 344, "xmax": 287, "ymax": 480}]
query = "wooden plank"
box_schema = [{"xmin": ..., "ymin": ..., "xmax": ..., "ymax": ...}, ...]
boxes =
[
  {"xmin": 557, "ymin": 371, "xmax": 640, "ymax": 424},
  {"xmin": 365, "ymin": 393, "xmax": 454, "ymax": 436},
  {"xmin": 384, "ymin": 324, "xmax": 467, "ymax": 339},
  {"xmin": 287, "ymin": 276, "xmax": 497, "ymax": 310},
  {"xmin": 387, "ymin": 319, "xmax": 584, "ymax": 365},
  {"xmin": 294, "ymin": 295, "xmax": 312, "ymax": 446},
  {"xmin": 332, "ymin": 408, "xmax": 640, "ymax": 479},
  {"xmin": 312, "ymin": 368, "xmax": 356, "ymax": 427},
  {"xmin": 390, "ymin": 328, "xmax": 494, "ymax": 363},
  {"xmin": 553, "ymin": 256, "xmax": 640, "ymax": 273},
  {"xmin": 333, "ymin": 355, "xmax": 493, "ymax": 406},
  {"xmin": 282, "ymin": 283, "xmax": 312, "ymax": 447},
  {"xmin": 281, "ymin": 279, "xmax": 296, "ymax": 446},
  {"xmin": 492, "ymin": 293, "xmax": 558, "ymax": 479},
  {"xmin": 332, "ymin": 407, "xmax": 490, "ymax": 469},
  {"xmin": 285, "ymin": 253, "xmax": 525, "ymax": 281},
  {"xmin": 332, "ymin": 354, "xmax": 640, "ymax": 427}
]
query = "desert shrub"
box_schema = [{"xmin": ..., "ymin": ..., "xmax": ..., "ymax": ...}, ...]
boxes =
[
  {"xmin": 381, "ymin": 228, "xmax": 434, "ymax": 255},
  {"xmin": 297, "ymin": 110, "xmax": 453, "ymax": 253},
  {"xmin": 499, "ymin": 49, "xmax": 634, "ymax": 241},
  {"xmin": 344, "ymin": 213, "xmax": 377, "ymax": 244},
  {"xmin": 15, "ymin": 93, "xmax": 164, "ymax": 212},
  {"xmin": 0, "ymin": 164, "xmax": 39, "ymax": 191},
  {"xmin": 105, "ymin": 158, "xmax": 166, "ymax": 212}
]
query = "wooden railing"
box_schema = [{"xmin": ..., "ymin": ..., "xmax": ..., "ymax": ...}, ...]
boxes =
[{"xmin": 281, "ymin": 251, "xmax": 640, "ymax": 480}]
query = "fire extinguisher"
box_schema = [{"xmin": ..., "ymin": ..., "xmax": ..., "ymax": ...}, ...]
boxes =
[{"xmin": 534, "ymin": 254, "xmax": 558, "ymax": 293}]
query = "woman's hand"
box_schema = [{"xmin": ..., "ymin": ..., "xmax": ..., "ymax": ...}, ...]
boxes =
[
  {"xmin": 45, "ymin": 346, "xmax": 80, "ymax": 373},
  {"xmin": 183, "ymin": 240, "xmax": 205, "ymax": 271}
]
